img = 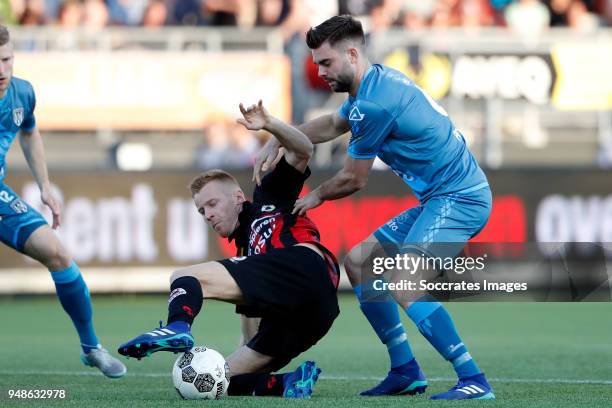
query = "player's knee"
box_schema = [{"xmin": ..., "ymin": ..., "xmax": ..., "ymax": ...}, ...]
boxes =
[
  {"xmin": 43, "ymin": 243, "xmax": 72, "ymax": 271},
  {"xmin": 344, "ymin": 246, "xmax": 364, "ymax": 278},
  {"xmin": 25, "ymin": 227, "xmax": 72, "ymax": 271},
  {"xmin": 169, "ymin": 268, "xmax": 191, "ymax": 285},
  {"xmin": 170, "ymin": 267, "xmax": 208, "ymax": 291}
]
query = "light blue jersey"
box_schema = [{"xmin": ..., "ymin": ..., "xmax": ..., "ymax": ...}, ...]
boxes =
[
  {"xmin": 0, "ymin": 76, "xmax": 37, "ymax": 182},
  {"xmin": 339, "ymin": 64, "xmax": 488, "ymax": 202},
  {"xmin": 0, "ymin": 77, "xmax": 46, "ymax": 253},
  {"xmin": 343, "ymin": 67, "xmax": 491, "ymax": 397}
]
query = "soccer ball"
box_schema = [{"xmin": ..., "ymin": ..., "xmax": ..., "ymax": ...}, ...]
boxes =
[{"xmin": 172, "ymin": 346, "xmax": 230, "ymax": 400}]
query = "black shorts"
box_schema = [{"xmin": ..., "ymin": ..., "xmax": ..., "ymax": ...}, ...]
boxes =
[{"xmin": 218, "ymin": 245, "xmax": 339, "ymax": 371}]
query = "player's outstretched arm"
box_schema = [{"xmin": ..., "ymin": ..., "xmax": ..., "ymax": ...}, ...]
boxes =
[
  {"xmin": 296, "ymin": 112, "xmax": 350, "ymax": 144},
  {"xmin": 238, "ymin": 100, "xmax": 313, "ymax": 173},
  {"xmin": 252, "ymin": 111, "xmax": 350, "ymax": 183},
  {"xmin": 293, "ymin": 156, "xmax": 374, "ymax": 215},
  {"xmin": 19, "ymin": 126, "xmax": 61, "ymax": 228}
]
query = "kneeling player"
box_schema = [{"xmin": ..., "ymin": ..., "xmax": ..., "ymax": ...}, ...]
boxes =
[{"xmin": 118, "ymin": 101, "xmax": 340, "ymax": 399}]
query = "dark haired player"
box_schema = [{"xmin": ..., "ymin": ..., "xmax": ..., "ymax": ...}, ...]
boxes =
[
  {"xmin": 0, "ymin": 25, "xmax": 125, "ymax": 378},
  {"xmin": 255, "ymin": 15, "xmax": 495, "ymax": 400},
  {"xmin": 118, "ymin": 101, "xmax": 340, "ymax": 399}
]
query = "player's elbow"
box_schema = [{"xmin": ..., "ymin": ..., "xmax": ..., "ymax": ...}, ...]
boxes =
[{"xmin": 293, "ymin": 142, "xmax": 314, "ymax": 161}]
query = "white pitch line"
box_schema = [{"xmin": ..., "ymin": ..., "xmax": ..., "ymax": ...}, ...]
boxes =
[
  {"xmin": 324, "ymin": 375, "xmax": 612, "ymax": 385},
  {"xmin": 0, "ymin": 370, "xmax": 611, "ymax": 385}
]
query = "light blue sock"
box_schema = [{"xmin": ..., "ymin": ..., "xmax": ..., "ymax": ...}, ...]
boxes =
[
  {"xmin": 51, "ymin": 262, "xmax": 99, "ymax": 353},
  {"xmin": 406, "ymin": 300, "xmax": 481, "ymax": 379},
  {"xmin": 354, "ymin": 284, "xmax": 414, "ymax": 369}
]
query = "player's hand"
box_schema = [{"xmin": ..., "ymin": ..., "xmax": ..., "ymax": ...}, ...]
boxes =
[
  {"xmin": 41, "ymin": 188, "xmax": 61, "ymax": 229},
  {"xmin": 237, "ymin": 100, "xmax": 269, "ymax": 131},
  {"xmin": 252, "ymin": 143, "xmax": 284, "ymax": 186},
  {"xmin": 293, "ymin": 190, "xmax": 323, "ymax": 215}
]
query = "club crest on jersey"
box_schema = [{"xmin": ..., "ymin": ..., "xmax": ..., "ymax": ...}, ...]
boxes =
[
  {"xmin": 12, "ymin": 108, "xmax": 24, "ymax": 127},
  {"xmin": 349, "ymin": 106, "xmax": 364, "ymax": 121}
]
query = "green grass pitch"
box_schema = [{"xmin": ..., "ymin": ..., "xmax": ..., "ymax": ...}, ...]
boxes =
[{"xmin": 0, "ymin": 294, "xmax": 611, "ymax": 407}]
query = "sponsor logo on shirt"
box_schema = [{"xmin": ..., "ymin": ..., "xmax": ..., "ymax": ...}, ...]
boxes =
[
  {"xmin": 249, "ymin": 213, "xmax": 279, "ymax": 255},
  {"xmin": 348, "ymin": 106, "xmax": 364, "ymax": 121},
  {"xmin": 261, "ymin": 205, "xmax": 276, "ymax": 212}
]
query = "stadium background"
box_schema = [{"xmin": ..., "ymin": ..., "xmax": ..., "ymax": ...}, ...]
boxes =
[{"xmin": 0, "ymin": 1, "xmax": 611, "ymax": 406}]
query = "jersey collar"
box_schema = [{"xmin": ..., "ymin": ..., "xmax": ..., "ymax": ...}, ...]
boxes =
[{"xmin": 349, "ymin": 64, "xmax": 376, "ymax": 103}]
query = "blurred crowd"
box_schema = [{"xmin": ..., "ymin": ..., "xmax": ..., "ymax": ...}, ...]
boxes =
[
  {"xmin": 3, "ymin": 0, "xmax": 611, "ymax": 31},
  {"xmin": 195, "ymin": 121, "xmax": 260, "ymax": 169}
]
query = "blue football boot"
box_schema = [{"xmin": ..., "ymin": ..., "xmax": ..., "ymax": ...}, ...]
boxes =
[
  {"xmin": 283, "ymin": 361, "xmax": 322, "ymax": 399},
  {"xmin": 360, "ymin": 358, "xmax": 428, "ymax": 396},
  {"xmin": 118, "ymin": 320, "xmax": 194, "ymax": 359},
  {"xmin": 430, "ymin": 373, "xmax": 495, "ymax": 400}
]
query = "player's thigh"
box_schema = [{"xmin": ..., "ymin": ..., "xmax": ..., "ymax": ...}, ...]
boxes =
[
  {"xmin": 219, "ymin": 247, "xmax": 336, "ymax": 315},
  {"xmin": 23, "ymin": 225, "xmax": 72, "ymax": 270},
  {"xmin": 404, "ymin": 189, "xmax": 492, "ymax": 255},
  {"xmin": 171, "ymin": 261, "xmax": 243, "ymax": 303},
  {"xmin": 391, "ymin": 190, "xmax": 492, "ymax": 299},
  {"xmin": 345, "ymin": 206, "xmax": 421, "ymax": 285},
  {"xmin": 244, "ymin": 315, "xmax": 330, "ymax": 373},
  {"xmin": 226, "ymin": 345, "xmax": 275, "ymax": 376},
  {"xmin": 239, "ymin": 315, "xmax": 261, "ymax": 347},
  {"xmin": 347, "ymin": 205, "xmax": 422, "ymax": 266},
  {"xmin": 344, "ymin": 234, "xmax": 382, "ymax": 285},
  {"xmin": 0, "ymin": 183, "xmax": 49, "ymax": 255},
  {"xmin": 367, "ymin": 205, "xmax": 423, "ymax": 258},
  {"xmin": 385, "ymin": 191, "xmax": 491, "ymax": 308}
]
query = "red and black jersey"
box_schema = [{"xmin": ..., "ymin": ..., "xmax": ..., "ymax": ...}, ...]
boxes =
[{"xmin": 228, "ymin": 157, "xmax": 339, "ymax": 288}]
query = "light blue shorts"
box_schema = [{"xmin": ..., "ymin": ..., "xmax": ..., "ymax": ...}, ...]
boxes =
[
  {"xmin": 0, "ymin": 182, "xmax": 47, "ymax": 253},
  {"xmin": 373, "ymin": 184, "xmax": 492, "ymax": 258}
]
